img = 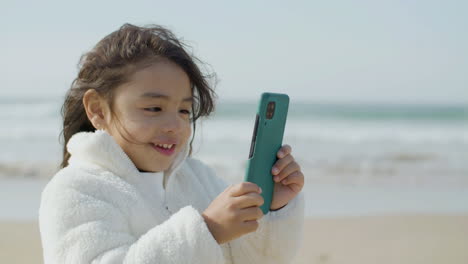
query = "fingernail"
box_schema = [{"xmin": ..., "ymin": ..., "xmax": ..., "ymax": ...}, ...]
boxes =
[
  {"xmin": 278, "ymin": 151, "xmax": 284, "ymax": 158},
  {"xmin": 259, "ymin": 187, "xmax": 262, "ymax": 193},
  {"xmin": 273, "ymin": 167, "xmax": 279, "ymax": 174},
  {"xmin": 274, "ymin": 176, "xmax": 279, "ymax": 181}
]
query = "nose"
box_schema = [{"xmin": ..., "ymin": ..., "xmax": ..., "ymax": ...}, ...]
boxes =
[{"xmin": 160, "ymin": 112, "xmax": 184, "ymax": 133}]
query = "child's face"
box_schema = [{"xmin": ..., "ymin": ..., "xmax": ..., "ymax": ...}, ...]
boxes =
[{"xmin": 105, "ymin": 60, "xmax": 193, "ymax": 172}]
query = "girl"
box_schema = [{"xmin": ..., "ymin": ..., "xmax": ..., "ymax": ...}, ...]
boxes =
[{"xmin": 39, "ymin": 23, "xmax": 305, "ymax": 264}]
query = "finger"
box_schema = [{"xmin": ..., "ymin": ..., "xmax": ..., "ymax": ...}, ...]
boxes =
[
  {"xmin": 230, "ymin": 182, "xmax": 262, "ymax": 197},
  {"xmin": 223, "ymin": 184, "xmax": 235, "ymax": 193},
  {"xmin": 279, "ymin": 170, "xmax": 304, "ymax": 186},
  {"xmin": 287, "ymin": 183, "xmax": 303, "ymax": 193},
  {"xmin": 274, "ymin": 161, "xmax": 301, "ymax": 183},
  {"xmin": 232, "ymin": 192, "xmax": 264, "ymax": 209},
  {"xmin": 240, "ymin": 206, "xmax": 264, "ymax": 222},
  {"xmin": 272, "ymin": 154, "xmax": 294, "ymax": 176},
  {"xmin": 277, "ymin": 144, "xmax": 292, "ymax": 159}
]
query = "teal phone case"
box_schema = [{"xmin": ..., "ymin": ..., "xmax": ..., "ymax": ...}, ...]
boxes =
[{"xmin": 244, "ymin": 92, "xmax": 289, "ymax": 214}]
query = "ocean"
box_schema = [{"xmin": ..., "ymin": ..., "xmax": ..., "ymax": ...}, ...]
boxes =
[{"xmin": 1, "ymin": 94, "xmax": 468, "ymax": 219}]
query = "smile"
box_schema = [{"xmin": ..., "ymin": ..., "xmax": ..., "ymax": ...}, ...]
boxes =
[{"xmin": 151, "ymin": 143, "xmax": 176, "ymax": 156}]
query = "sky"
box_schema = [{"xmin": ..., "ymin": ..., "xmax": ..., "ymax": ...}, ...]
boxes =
[{"xmin": 1, "ymin": 0, "xmax": 467, "ymax": 104}]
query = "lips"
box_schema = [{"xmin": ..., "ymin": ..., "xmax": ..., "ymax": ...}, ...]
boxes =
[{"xmin": 151, "ymin": 143, "xmax": 177, "ymax": 156}]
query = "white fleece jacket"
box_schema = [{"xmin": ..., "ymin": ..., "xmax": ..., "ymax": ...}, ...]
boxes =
[{"xmin": 39, "ymin": 130, "xmax": 305, "ymax": 264}]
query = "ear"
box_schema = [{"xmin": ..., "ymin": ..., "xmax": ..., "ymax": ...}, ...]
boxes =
[{"xmin": 83, "ymin": 89, "xmax": 109, "ymax": 130}]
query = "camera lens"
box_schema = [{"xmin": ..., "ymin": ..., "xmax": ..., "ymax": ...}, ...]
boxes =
[{"xmin": 266, "ymin": 101, "xmax": 275, "ymax": 119}]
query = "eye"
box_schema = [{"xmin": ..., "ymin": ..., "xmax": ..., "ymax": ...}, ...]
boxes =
[
  {"xmin": 180, "ymin": 109, "xmax": 191, "ymax": 115},
  {"xmin": 144, "ymin": 107, "xmax": 161, "ymax": 112}
]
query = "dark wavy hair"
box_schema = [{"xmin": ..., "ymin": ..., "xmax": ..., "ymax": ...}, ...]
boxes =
[{"xmin": 60, "ymin": 23, "xmax": 217, "ymax": 168}]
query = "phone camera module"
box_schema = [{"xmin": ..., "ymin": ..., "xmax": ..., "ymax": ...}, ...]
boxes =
[{"xmin": 266, "ymin": 101, "xmax": 275, "ymax": 119}]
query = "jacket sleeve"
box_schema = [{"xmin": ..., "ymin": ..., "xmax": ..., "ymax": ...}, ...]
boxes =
[
  {"xmin": 229, "ymin": 192, "xmax": 305, "ymax": 264},
  {"xmin": 202, "ymin": 162, "xmax": 306, "ymax": 264},
  {"xmin": 38, "ymin": 176, "xmax": 225, "ymax": 264}
]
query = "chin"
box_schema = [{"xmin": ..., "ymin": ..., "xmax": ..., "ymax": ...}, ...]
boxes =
[{"xmin": 148, "ymin": 163, "xmax": 170, "ymax": 173}]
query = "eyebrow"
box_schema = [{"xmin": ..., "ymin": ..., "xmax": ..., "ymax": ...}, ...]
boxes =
[{"xmin": 140, "ymin": 92, "xmax": 193, "ymax": 103}]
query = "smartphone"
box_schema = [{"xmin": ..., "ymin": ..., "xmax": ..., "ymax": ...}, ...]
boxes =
[{"xmin": 244, "ymin": 92, "xmax": 289, "ymax": 214}]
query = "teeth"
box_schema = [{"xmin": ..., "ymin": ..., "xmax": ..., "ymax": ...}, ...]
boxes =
[{"xmin": 156, "ymin": 144, "xmax": 173, "ymax": 149}]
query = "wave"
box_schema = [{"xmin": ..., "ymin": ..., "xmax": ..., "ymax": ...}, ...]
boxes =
[
  {"xmin": 0, "ymin": 161, "xmax": 61, "ymax": 179},
  {"xmin": 214, "ymin": 101, "xmax": 468, "ymax": 121},
  {"xmin": 1, "ymin": 96, "xmax": 467, "ymax": 122}
]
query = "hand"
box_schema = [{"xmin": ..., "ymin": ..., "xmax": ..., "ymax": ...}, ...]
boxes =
[
  {"xmin": 270, "ymin": 144, "xmax": 304, "ymax": 211},
  {"xmin": 202, "ymin": 182, "xmax": 264, "ymax": 244}
]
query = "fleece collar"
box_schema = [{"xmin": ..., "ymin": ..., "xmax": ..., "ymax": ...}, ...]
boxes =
[{"xmin": 66, "ymin": 129, "xmax": 189, "ymax": 184}]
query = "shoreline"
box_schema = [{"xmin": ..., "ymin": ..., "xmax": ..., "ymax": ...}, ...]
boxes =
[
  {"xmin": 3, "ymin": 178, "xmax": 468, "ymax": 221},
  {"xmin": 2, "ymin": 214, "xmax": 468, "ymax": 264}
]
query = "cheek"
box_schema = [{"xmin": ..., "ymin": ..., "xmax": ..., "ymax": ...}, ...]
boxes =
[
  {"xmin": 182, "ymin": 122, "xmax": 192, "ymax": 140},
  {"xmin": 129, "ymin": 118, "xmax": 156, "ymax": 139},
  {"xmin": 114, "ymin": 113, "xmax": 154, "ymax": 140}
]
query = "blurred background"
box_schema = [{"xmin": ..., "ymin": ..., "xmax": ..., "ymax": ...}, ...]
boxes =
[{"xmin": 1, "ymin": 0, "xmax": 467, "ymax": 263}]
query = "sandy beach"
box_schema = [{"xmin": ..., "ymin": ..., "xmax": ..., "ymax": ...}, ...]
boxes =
[
  {"xmin": 2, "ymin": 214, "xmax": 467, "ymax": 264},
  {"xmin": 294, "ymin": 214, "xmax": 468, "ymax": 264}
]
